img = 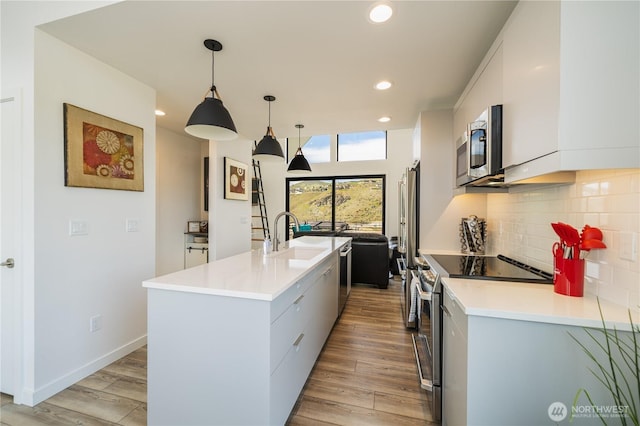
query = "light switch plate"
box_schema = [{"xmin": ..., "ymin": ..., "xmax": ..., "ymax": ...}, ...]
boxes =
[
  {"xmin": 126, "ymin": 218, "xmax": 140, "ymax": 232},
  {"xmin": 585, "ymin": 261, "xmax": 599, "ymax": 279},
  {"xmin": 69, "ymin": 220, "xmax": 88, "ymax": 236},
  {"xmin": 619, "ymin": 232, "xmax": 638, "ymax": 261}
]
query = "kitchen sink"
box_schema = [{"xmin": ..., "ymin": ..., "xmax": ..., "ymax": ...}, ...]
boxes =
[{"xmin": 272, "ymin": 246, "xmax": 325, "ymax": 260}]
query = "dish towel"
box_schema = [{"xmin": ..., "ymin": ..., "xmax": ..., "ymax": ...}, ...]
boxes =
[{"xmin": 408, "ymin": 272, "xmax": 419, "ymax": 323}]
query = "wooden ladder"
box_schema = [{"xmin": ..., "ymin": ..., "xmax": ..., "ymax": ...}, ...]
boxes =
[{"xmin": 251, "ymin": 153, "xmax": 270, "ymax": 243}]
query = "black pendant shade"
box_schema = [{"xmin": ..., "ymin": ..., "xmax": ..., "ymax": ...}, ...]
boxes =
[
  {"xmin": 184, "ymin": 39, "xmax": 238, "ymax": 141},
  {"xmin": 253, "ymin": 95, "xmax": 284, "ymax": 161},
  {"xmin": 185, "ymin": 96, "xmax": 237, "ymax": 140},
  {"xmin": 287, "ymin": 124, "xmax": 312, "ymax": 173},
  {"xmin": 253, "ymin": 128, "xmax": 285, "ymax": 160}
]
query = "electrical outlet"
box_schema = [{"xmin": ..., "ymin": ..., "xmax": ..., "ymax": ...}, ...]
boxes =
[
  {"xmin": 89, "ymin": 315, "xmax": 102, "ymax": 332},
  {"xmin": 620, "ymin": 232, "xmax": 638, "ymax": 261}
]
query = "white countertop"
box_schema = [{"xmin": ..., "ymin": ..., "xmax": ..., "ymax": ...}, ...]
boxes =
[
  {"xmin": 420, "ymin": 251, "xmax": 639, "ymax": 331},
  {"xmin": 143, "ymin": 236, "xmax": 351, "ymax": 301}
]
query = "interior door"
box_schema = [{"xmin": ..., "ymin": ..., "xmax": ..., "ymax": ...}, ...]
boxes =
[{"xmin": 1, "ymin": 91, "xmax": 20, "ymax": 396}]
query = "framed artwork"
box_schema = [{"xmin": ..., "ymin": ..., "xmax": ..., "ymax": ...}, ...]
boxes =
[
  {"xmin": 224, "ymin": 157, "xmax": 248, "ymax": 201},
  {"xmin": 188, "ymin": 221, "xmax": 201, "ymax": 233},
  {"xmin": 64, "ymin": 103, "xmax": 144, "ymax": 191}
]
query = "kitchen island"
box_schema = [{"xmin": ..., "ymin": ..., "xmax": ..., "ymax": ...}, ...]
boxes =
[
  {"xmin": 143, "ymin": 236, "xmax": 350, "ymax": 426},
  {"xmin": 420, "ymin": 252, "xmax": 639, "ymax": 425}
]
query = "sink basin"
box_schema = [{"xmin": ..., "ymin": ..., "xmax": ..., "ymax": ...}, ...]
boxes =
[{"xmin": 273, "ymin": 246, "xmax": 325, "ymax": 260}]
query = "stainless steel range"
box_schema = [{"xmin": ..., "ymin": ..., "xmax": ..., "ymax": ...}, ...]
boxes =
[
  {"xmin": 411, "ymin": 266, "xmax": 442, "ymax": 422},
  {"xmin": 410, "ymin": 254, "xmax": 552, "ymax": 423}
]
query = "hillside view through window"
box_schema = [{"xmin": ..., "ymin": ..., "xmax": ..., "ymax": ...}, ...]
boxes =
[{"xmin": 287, "ymin": 175, "xmax": 385, "ymax": 236}]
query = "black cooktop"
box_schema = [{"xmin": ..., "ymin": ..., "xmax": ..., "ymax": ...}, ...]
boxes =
[{"xmin": 429, "ymin": 254, "xmax": 553, "ymax": 284}]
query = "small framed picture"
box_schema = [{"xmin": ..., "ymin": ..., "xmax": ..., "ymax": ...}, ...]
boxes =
[
  {"xmin": 224, "ymin": 157, "xmax": 249, "ymax": 201},
  {"xmin": 188, "ymin": 221, "xmax": 201, "ymax": 233}
]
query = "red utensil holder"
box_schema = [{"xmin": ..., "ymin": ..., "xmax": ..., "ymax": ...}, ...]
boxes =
[{"xmin": 553, "ymin": 251, "xmax": 584, "ymax": 297}]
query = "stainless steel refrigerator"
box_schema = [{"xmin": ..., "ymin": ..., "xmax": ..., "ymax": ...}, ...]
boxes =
[{"xmin": 398, "ymin": 161, "xmax": 419, "ymax": 328}]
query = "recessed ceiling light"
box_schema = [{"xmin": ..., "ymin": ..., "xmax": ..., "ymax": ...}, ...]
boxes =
[
  {"xmin": 368, "ymin": 1, "xmax": 393, "ymax": 23},
  {"xmin": 378, "ymin": 116, "xmax": 391, "ymax": 123},
  {"xmin": 375, "ymin": 80, "xmax": 392, "ymax": 90},
  {"xmin": 155, "ymin": 109, "xmax": 166, "ymax": 116}
]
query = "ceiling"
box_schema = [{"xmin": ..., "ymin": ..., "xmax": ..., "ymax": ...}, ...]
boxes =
[{"xmin": 39, "ymin": 1, "xmax": 517, "ymax": 142}]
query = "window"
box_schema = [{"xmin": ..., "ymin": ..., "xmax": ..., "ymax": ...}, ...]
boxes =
[
  {"xmin": 287, "ymin": 179, "xmax": 333, "ymax": 231},
  {"xmin": 287, "ymin": 134, "xmax": 330, "ymax": 164},
  {"xmin": 286, "ymin": 175, "xmax": 385, "ymax": 236},
  {"xmin": 337, "ymin": 130, "xmax": 387, "ymax": 162}
]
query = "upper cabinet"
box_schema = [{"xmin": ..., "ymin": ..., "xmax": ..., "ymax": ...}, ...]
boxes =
[
  {"xmin": 454, "ymin": 1, "xmax": 639, "ymax": 184},
  {"xmin": 503, "ymin": 1, "xmax": 639, "ymax": 182},
  {"xmin": 502, "ymin": 1, "xmax": 560, "ymax": 169},
  {"xmin": 453, "ymin": 43, "xmax": 503, "ymax": 142}
]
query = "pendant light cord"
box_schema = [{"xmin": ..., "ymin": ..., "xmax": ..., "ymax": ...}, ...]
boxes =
[
  {"xmin": 209, "ymin": 47, "xmax": 222, "ymax": 101},
  {"xmin": 267, "ymin": 100, "xmax": 275, "ymax": 137},
  {"xmin": 210, "ymin": 47, "xmax": 216, "ymax": 94}
]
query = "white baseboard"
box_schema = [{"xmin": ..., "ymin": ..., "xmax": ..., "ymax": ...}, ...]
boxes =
[{"xmin": 25, "ymin": 335, "xmax": 147, "ymax": 406}]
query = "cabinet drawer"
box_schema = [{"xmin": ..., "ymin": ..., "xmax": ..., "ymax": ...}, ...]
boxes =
[
  {"xmin": 270, "ymin": 311, "xmax": 325, "ymax": 425},
  {"xmin": 270, "ymin": 256, "xmax": 331, "ymax": 322},
  {"xmin": 270, "ymin": 281, "xmax": 317, "ymax": 372}
]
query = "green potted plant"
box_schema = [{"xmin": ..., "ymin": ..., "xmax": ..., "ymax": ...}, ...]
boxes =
[{"xmin": 570, "ymin": 300, "xmax": 639, "ymax": 425}]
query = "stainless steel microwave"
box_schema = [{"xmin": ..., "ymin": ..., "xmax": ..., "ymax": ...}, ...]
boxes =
[{"xmin": 455, "ymin": 105, "xmax": 503, "ymax": 187}]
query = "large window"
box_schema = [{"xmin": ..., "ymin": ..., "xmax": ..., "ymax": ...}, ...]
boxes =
[
  {"xmin": 337, "ymin": 131, "xmax": 387, "ymax": 161},
  {"xmin": 286, "ymin": 175, "xmax": 385, "ymax": 236}
]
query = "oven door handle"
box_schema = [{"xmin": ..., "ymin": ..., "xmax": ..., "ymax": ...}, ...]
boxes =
[{"xmin": 414, "ymin": 280, "xmax": 431, "ymax": 301}]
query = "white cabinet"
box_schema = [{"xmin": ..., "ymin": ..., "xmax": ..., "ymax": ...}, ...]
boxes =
[
  {"xmin": 441, "ymin": 280, "xmax": 634, "ymax": 425},
  {"xmin": 453, "ymin": 1, "xmax": 639, "ymax": 183},
  {"xmin": 184, "ymin": 232, "xmax": 208, "ymax": 268},
  {"xmin": 502, "ymin": 0, "xmax": 560, "ymax": 168},
  {"xmin": 270, "ymin": 260, "xmax": 337, "ymax": 422},
  {"xmin": 442, "ymin": 287, "xmax": 468, "ymax": 426},
  {"xmin": 146, "ymin": 253, "xmax": 339, "ymax": 426},
  {"xmin": 453, "ymin": 43, "xmax": 503, "ymax": 142},
  {"xmin": 502, "ymin": 1, "xmax": 639, "ymax": 180}
]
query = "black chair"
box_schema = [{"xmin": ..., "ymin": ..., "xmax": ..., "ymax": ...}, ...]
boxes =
[{"xmin": 342, "ymin": 232, "xmax": 389, "ymax": 289}]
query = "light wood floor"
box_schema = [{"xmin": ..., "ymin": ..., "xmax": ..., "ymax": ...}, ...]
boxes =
[{"xmin": 1, "ymin": 277, "xmax": 434, "ymax": 425}]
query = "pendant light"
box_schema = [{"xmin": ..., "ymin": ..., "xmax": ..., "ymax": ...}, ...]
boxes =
[
  {"xmin": 185, "ymin": 39, "xmax": 238, "ymax": 141},
  {"xmin": 252, "ymin": 95, "xmax": 284, "ymax": 161},
  {"xmin": 287, "ymin": 124, "xmax": 312, "ymax": 173}
]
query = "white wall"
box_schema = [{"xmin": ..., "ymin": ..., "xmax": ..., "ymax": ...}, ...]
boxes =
[
  {"xmin": 156, "ymin": 127, "xmax": 206, "ymax": 276},
  {"xmin": 1, "ymin": 0, "xmax": 118, "ymax": 405},
  {"xmin": 260, "ymin": 129, "xmax": 414, "ymax": 244},
  {"xmin": 208, "ymin": 137, "xmax": 253, "ymax": 260},
  {"xmin": 31, "ymin": 30, "xmax": 155, "ymax": 404},
  {"xmin": 418, "ymin": 110, "xmax": 487, "ymax": 252}
]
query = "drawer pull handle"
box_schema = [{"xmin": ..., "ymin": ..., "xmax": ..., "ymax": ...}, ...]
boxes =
[
  {"xmin": 442, "ymin": 304, "xmax": 451, "ymax": 317},
  {"xmin": 293, "ymin": 333, "xmax": 305, "ymax": 349},
  {"xmin": 294, "ymin": 295, "xmax": 304, "ymax": 305}
]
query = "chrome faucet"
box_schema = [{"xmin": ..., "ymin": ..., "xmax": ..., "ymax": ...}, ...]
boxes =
[{"xmin": 273, "ymin": 211, "xmax": 300, "ymax": 252}]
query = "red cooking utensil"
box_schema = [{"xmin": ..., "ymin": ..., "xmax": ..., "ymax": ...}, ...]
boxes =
[
  {"xmin": 581, "ymin": 225, "xmax": 603, "ymax": 241},
  {"xmin": 558, "ymin": 222, "xmax": 580, "ymax": 246},
  {"xmin": 551, "ymin": 223, "xmax": 567, "ymax": 245},
  {"xmin": 580, "ymin": 239, "xmax": 607, "ymax": 250}
]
